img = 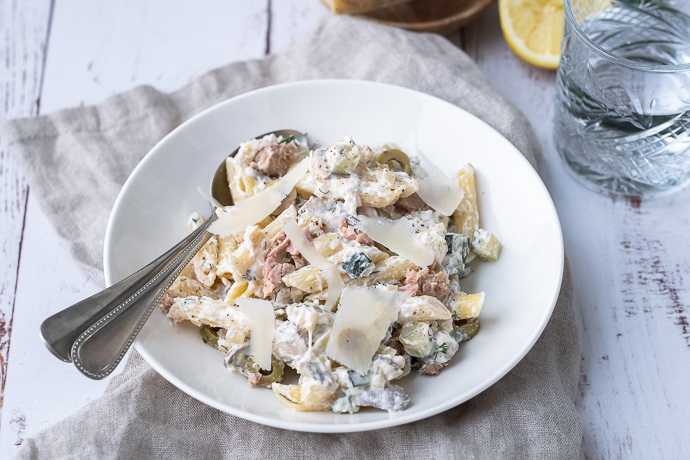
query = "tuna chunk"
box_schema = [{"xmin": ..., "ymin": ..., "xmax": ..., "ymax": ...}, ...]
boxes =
[
  {"xmin": 267, "ymin": 231, "xmax": 291, "ymax": 261},
  {"xmin": 356, "ymin": 232, "xmax": 374, "ymax": 246},
  {"xmin": 400, "ymin": 267, "xmax": 450, "ymax": 303},
  {"xmin": 247, "ymin": 372, "xmax": 262, "ymax": 387},
  {"xmin": 262, "ymin": 257, "xmax": 296, "ymax": 297},
  {"xmin": 252, "ymin": 142, "xmax": 298, "ymax": 178},
  {"xmin": 158, "ymin": 293, "xmax": 175, "ymax": 313},
  {"xmin": 338, "ymin": 217, "xmax": 374, "ymax": 246},
  {"xmin": 395, "ymin": 193, "xmax": 431, "ymax": 213},
  {"xmin": 419, "ymin": 363, "xmax": 443, "ymax": 376},
  {"xmin": 267, "ymin": 229, "xmax": 312, "ymax": 262}
]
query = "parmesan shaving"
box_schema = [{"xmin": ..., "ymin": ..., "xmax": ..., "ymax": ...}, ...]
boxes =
[
  {"xmin": 237, "ymin": 298, "xmax": 275, "ymax": 370},
  {"xmin": 358, "ymin": 215, "xmax": 435, "ymax": 268},
  {"xmin": 325, "ymin": 287, "xmax": 405, "ymax": 374},
  {"xmin": 283, "ymin": 219, "xmax": 345, "ymax": 312},
  {"xmin": 415, "ymin": 152, "xmax": 464, "ymax": 216},
  {"xmin": 196, "ymin": 185, "xmax": 222, "ymax": 209},
  {"xmin": 209, "ymin": 158, "xmax": 309, "ymax": 236}
]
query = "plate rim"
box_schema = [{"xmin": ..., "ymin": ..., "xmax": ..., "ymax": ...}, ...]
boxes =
[{"xmin": 104, "ymin": 79, "xmax": 564, "ymax": 433}]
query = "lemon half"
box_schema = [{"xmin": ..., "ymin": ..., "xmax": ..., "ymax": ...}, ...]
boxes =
[{"xmin": 499, "ymin": 0, "xmax": 564, "ymax": 69}]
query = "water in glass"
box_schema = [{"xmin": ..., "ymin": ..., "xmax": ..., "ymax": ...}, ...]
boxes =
[{"xmin": 555, "ymin": 0, "xmax": 690, "ymax": 196}]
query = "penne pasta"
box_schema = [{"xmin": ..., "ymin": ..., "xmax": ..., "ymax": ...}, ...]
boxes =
[{"xmin": 159, "ymin": 134, "xmax": 501, "ymax": 414}]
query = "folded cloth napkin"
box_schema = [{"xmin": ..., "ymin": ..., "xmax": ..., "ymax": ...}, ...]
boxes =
[{"xmin": 2, "ymin": 15, "xmax": 581, "ymax": 460}]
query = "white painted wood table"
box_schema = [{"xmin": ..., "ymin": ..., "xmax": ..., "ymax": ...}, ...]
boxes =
[{"xmin": 1, "ymin": 1, "xmax": 689, "ymax": 458}]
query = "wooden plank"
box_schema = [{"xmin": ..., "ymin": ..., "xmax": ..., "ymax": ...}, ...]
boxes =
[
  {"xmin": 268, "ymin": 0, "xmax": 330, "ymax": 53},
  {"xmin": 3, "ymin": 1, "xmax": 687, "ymax": 457},
  {"xmin": 40, "ymin": 0, "xmax": 270, "ymax": 111},
  {"xmin": 0, "ymin": 0, "xmax": 53, "ymax": 442},
  {"xmin": 572, "ymin": 191, "xmax": 690, "ymax": 460},
  {"xmin": 463, "ymin": 5, "xmax": 690, "ymax": 458},
  {"xmin": 0, "ymin": 0, "xmax": 270, "ymax": 454},
  {"xmin": 0, "ymin": 206, "xmax": 108, "ymax": 452}
]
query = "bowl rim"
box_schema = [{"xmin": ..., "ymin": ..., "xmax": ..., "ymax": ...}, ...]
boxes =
[{"xmin": 104, "ymin": 79, "xmax": 564, "ymax": 433}]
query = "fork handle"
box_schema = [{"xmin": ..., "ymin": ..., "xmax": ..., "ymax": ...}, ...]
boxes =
[{"xmin": 40, "ymin": 215, "xmax": 216, "ymax": 379}]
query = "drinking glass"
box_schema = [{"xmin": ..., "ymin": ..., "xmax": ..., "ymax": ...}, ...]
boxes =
[{"xmin": 554, "ymin": 0, "xmax": 690, "ymax": 196}]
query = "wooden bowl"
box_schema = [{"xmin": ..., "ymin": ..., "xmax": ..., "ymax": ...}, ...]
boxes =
[{"xmin": 359, "ymin": 0, "xmax": 496, "ymax": 34}]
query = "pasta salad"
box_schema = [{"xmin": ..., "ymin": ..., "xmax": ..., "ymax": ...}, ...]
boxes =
[{"xmin": 159, "ymin": 134, "xmax": 502, "ymax": 413}]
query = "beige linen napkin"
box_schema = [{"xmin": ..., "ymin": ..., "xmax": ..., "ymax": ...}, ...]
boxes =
[{"xmin": 2, "ymin": 15, "xmax": 581, "ymax": 460}]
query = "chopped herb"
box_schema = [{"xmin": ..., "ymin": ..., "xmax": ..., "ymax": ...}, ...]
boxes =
[
  {"xmin": 318, "ymin": 188, "xmax": 329, "ymax": 195},
  {"xmin": 279, "ymin": 135, "xmax": 296, "ymax": 144},
  {"xmin": 438, "ymin": 342, "xmax": 448, "ymax": 354},
  {"xmin": 241, "ymin": 272, "xmax": 255, "ymax": 281},
  {"xmin": 191, "ymin": 217, "xmax": 198, "ymax": 223}
]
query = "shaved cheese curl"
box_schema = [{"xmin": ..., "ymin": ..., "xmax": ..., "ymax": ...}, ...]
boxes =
[
  {"xmin": 283, "ymin": 219, "xmax": 345, "ymax": 311},
  {"xmin": 358, "ymin": 215, "xmax": 435, "ymax": 268},
  {"xmin": 415, "ymin": 152, "xmax": 464, "ymax": 216},
  {"xmin": 209, "ymin": 158, "xmax": 309, "ymax": 236},
  {"xmin": 237, "ymin": 298, "xmax": 275, "ymax": 370}
]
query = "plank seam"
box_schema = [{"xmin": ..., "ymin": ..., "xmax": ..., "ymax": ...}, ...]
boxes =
[
  {"xmin": 0, "ymin": 0, "xmax": 55, "ymax": 436},
  {"xmin": 35, "ymin": 0, "xmax": 56, "ymax": 115},
  {"xmin": 0, "ymin": 187, "xmax": 29, "ymax": 426},
  {"xmin": 265, "ymin": 0, "xmax": 272, "ymax": 55}
]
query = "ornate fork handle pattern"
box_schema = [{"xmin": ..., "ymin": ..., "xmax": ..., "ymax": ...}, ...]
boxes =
[{"xmin": 41, "ymin": 214, "xmax": 216, "ymax": 379}]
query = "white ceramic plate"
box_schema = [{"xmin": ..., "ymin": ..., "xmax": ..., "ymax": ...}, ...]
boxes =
[{"xmin": 104, "ymin": 80, "xmax": 563, "ymax": 433}]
